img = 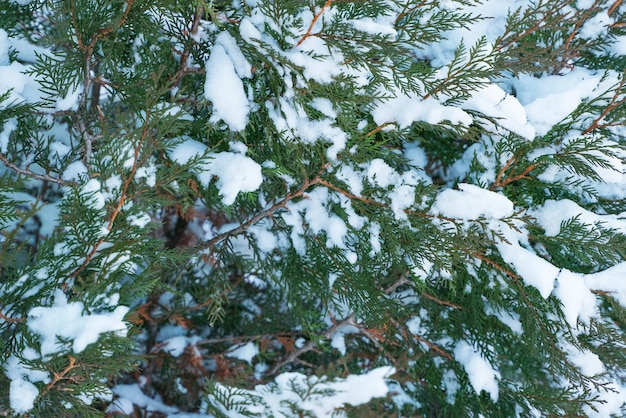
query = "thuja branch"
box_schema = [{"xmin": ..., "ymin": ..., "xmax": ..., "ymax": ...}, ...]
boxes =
[
  {"xmin": 69, "ymin": 112, "xmax": 152, "ymax": 279},
  {"xmin": 296, "ymin": 0, "xmax": 333, "ymax": 46},
  {"xmin": 0, "ymin": 153, "xmax": 76, "ymax": 187},
  {"xmin": 41, "ymin": 355, "xmax": 80, "ymax": 396},
  {"xmin": 267, "ymin": 313, "xmax": 355, "ymax": 376},
  {"xmin": 490, "ymin": 154, "xmax": 536, "ymax": 190},
  {"xmin": 582, "ymin": 76, "xmax": 626, "ymax": 135}
]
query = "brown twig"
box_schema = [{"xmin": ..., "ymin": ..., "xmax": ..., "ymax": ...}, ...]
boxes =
[
  {"xmin": 296, "ymin": 0, "xmax": 333, "ymax": 46},
  {"xmin": 0, "ymin": 154, "xmax": 76, "ymax": 186},
  {"xmin": 69, "ymin": 111, "xmax": 152, "ymax": 279},
  {"xmin": 171, "ymin": 6, "xmax": 204, "ymax": 88},
  {"xmin": 472, "ymin": 251, "xmax": 519, "ymax": 279},
  {"xmin": 267, "ymin": 313, "xmax": 355, "ymax": 376},
  {"xmin": 0, "ymin": 309, "xmax": 25, "ymax": 323},
  {"xmin": 45, "ymin": 355, "xmax": 79, "ymax": 390},
  {"xmin": 608, "ymin": 0, "xmax": 623, "ymax": 16},
  {"xmin": 365, "ymin": 122, "xmax": 397, "ymax": 137},
  {"xmin": 582, "ymin": 76, "xmax": 626, "ymax": 135},
  {"xmin": 394, "ymin": 0, "xmax": 428, "ymax": 25},
  {"xmin": 389, "ymin": 317, "xmax": 453, "ymax": 361},
  {"xmin": 490, "ymin": 155, "xmax": 536, "ymax": 190},
  {"xmin": 422, "ymin": 292, "xmax": 463, "ymax": 310},
  {"xmin": 70, "ymin": 0, "xmax": 134, "ymax": 162},
  {"xmin": 203, "ymin": 175, "xmax": 325, "ymax": 250}
]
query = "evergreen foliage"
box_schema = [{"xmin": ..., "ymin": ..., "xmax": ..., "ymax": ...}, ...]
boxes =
[{"xmin": 0, "ymin": 0, "xmax": 626, "ymax": 416}]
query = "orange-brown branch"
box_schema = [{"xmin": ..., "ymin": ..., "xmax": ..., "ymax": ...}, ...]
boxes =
[
  {"xmin": 0, "ymin": 309, "xmax": 25, "ymax": 323},
  {"xmin": 491, "ymin": 155, "xmax": 536, "ymax": 189},
  {"xmin": 582, "ymin": 77, "xmax": 626, "ymax": 135},
  {"xmin": 422, "ymin": 292, "xmax": 463, "ymax": 310},
  {"xmin": 296, "ymin": 0, "xmax": 333, "ymax": 46},
  {"xmin": 608, "ymin": 0, "xmax": 623, "ymax": 16},
  {"xmin": 69, "ymin": 112, "xmax": 152, "ymax": 279},
  {"xmin": 46, "ymin": 356, "xmax": 79, "ymax": 390}
]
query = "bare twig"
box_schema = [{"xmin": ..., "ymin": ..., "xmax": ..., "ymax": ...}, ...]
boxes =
[
  {"xmin": 0, "ymin": 154, "xmax": 76, "ymax": 186},
  {"xmin": 582, "ymin": 76, "xmax": 626, "ymax": 135},
  {"xmin": 0, "ymin": 309, "xmax": 25, "ymax": 323},
  {"xmin": 68, "ymin": 111, "xmax": 152, "ymax": 279},
  {"xmin": 296, "ymin": 0, "xmax": 333, "ymax": 46},
  {"xmin": 267, "ymin": 313, "xmax": 355, "ymax": 376}
]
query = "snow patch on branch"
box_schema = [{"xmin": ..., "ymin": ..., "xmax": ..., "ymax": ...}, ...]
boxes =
[
  {"xmin": 28, "ymin": 289, "xmax": 129, "ymax": 356},
  {"xmin": 454, "ymin": 341, "xmax": 500, "ymax": 402},
  {"xmin": 168, "ymin": 138, "xmax": 263, "ymax": 205},
  {"xmin": 204, "ymin": 44, "xmax": 250, "ymax": 131}
]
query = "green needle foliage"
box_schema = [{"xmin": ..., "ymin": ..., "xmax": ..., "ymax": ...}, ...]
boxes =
[{"xmin": 1, "ymin": 0, "xmax": 626, "ymax": 416}]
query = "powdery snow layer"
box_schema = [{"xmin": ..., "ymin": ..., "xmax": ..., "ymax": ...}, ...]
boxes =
[
  {"xmin": 28, "ymin": 289, "xmax": 129, "ymax": 356},
  {"xmin": 454, "ymin": 341, "xmax": 500, "ymax": 402},
  {"xmin": 430, "ymin": 183, "xmax": 514, "ymax": 220},
  {"xmin": 168, "ymin": 138, "xmax": 263, "ymax": 205},
  {"xmin": 204, "ymin": 44, "xmax": 250, "ymax": 131}
]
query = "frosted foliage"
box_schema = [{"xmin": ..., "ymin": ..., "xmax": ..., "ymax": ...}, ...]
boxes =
[{"xmin": 3, "ymin": 0, "xmax": 626, "ymax": 416}]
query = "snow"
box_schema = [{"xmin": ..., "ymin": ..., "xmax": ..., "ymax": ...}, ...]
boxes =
[
  {"xmin": 168, "ymin": 138, "xmax": 263, "ymax": 205},
  {"xmin": 463, "ymin": 84, "xmax": 536, "ymax": 140},
  {"xmin": 0, "ymin": 118, "xmax": 17, "ymax": 154},
  {"xmin": 531, "ymin": 199, "xmax": 626, "ymax": 236},
  {"xmin": 0, "ymin": 30, "xmax": 9, "ymax": 66},
  {"xmin": 28, "ymin": 289, "xmax": 129, "ymax": 356},
  {"xmin": 9, "ymin": 379, "xmax": 39, "ymax": 414},
  {"xmin": 553, "ymin": 269, "xmax": 597, "ymax": 327},
  {"xmin": 5, "ymin": 354, "xmax": 50, "ymax": 414},
  {"xmin": 511, "ymin": 68, "xmax": 607, "ymax": 136},
  {"xmin": 430, "ymin": 183, "xmax": 514, "ymax": 220},
  {"xmin": 204, "ymin": 44, "xmax": 250, "ymax": 131},
  {"xmin": 55, "ymin": 85, "xmax": 83, "ymax": 111},
  {"xmin": 80, "ymin": 178, "xmax": 107, "ymax": 210},
  {"xmin": 372, "ymin": 95, "xmax": 472, "ymax": 129},
  {"xmin": 454, "ymin": 341, "xmax": 500, "ymax": 402},
  {"xmin": 225, "ymin": 342, "xmax": 259, "ymax": 364},
  {"xmin": 497, "ymin": 239, "xmax": 560, "ymax": 299}
]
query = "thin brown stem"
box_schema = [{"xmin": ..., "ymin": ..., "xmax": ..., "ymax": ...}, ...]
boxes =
[
  {"xmin": 296, "ymin": 0, "xmax": 333, "ymax": 46},
  {"xmin": 69, "ymin": 111, "xmax": 152, "ymax": 279},
  {"xmin": 45, "ymin": 356, "xmax": 79, "ymax": 391},
  {"xmin": 490, "ymin": 154, "xmax": 536, "ymax": 190},
  {"xmin": 267, "ymin": 313, "xmax": 355, "ymax": 376},
  {"xmin": 0, "ymin": 154, "xmax": 76, "ymax": 186},
  {"xmin": 582, "ymin": 76, "xmax": 626, "ymax": 135},
  {"xmin": 608, "ymin": 0, "xmax": 623, "ymax": 16},
  {"xmin": 0, "ymin": 309, "xmax": 25, "ymax": 323}
]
